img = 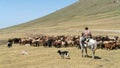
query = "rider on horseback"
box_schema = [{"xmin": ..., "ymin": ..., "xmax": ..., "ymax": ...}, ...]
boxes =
[
  {"xmin": 82, "ymin": 27, "xmax": 92, "ymax": 38},
  {"xmin": 81, "ymin": 27, "xmax": 92, "ymax": 47},
  {"xmin": 82, "ymin": 27, "xmax": 92, "ymax": 43},
  {"xmin": 80, "ymin": 27, "xmax": 92, "ymax": 57},
  {"xmin": 80, "ymin": 27, "xmax": 97, "ymax": 58}
]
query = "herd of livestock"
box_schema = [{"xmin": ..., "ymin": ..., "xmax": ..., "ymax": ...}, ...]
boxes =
[{"xmin": 8, "ymin": 35, "xmax": 120, "ymax": 50}]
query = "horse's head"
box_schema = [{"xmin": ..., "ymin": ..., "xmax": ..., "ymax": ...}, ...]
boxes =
[{"xmin": 86, "ymin": 38, "xmax": 91, "ymax": 42}]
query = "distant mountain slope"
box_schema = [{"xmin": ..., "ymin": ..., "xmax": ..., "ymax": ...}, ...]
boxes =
[{"xmin": 1, "ymin": 0, "xmax": 120, "ymax": 38}]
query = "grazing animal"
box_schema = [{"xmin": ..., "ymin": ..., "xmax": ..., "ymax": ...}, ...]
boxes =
[
  {"xmin": 79, "ymin": 37, "xmax": 97, "ymax": 59},
  {"xmin": 57, "ymin": 50, "xmax": 70, "ymax": 59},
  {"xmin": 7, "ymin": 39, "xmax": 13, "ymax": 48},
  {"xmin": 103, "ymin": 41, "xmax": 116, "ymax": 50},
  {"xmin": 21, "ymin": 50, "xmax": 29, "ymax": 55}
]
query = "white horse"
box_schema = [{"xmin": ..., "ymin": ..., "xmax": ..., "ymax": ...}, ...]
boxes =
[{"xmin": 79, "ymin": 37, "xmax": 97, "ymax": 59}]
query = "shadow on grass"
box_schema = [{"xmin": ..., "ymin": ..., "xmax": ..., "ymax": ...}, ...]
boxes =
[
  {"xmin": 94, "ymin": 56, "xmax": 102, "ymax": 59},
  {"xmin": 66, "ymin": 58, "xmax": 71, "ymax": 59},
  {"xmin": 85, "ymin": 55, "xmax": 102, "ymax": 59}
]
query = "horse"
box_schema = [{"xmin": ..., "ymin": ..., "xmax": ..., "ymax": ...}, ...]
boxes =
[{"xmin": 79, "ymin": 37, "xmax": 97, "ymax": 59}]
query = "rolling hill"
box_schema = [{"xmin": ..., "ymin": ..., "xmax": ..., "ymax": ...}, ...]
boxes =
[{"xmin": 1, "ymin": 0, "xmax": 120, "ymax": 39}]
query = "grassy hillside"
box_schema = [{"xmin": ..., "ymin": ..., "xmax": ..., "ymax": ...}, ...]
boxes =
[{"xmin": 1, "ymin": 0, "xmax": 120, "ymax": 39}]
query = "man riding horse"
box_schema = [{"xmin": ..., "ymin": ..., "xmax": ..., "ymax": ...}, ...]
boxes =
[
  {"xmin": 82, "ymin": 27, "xmax": 92, "ymax": 38},
  {"xmin": 80, "ymin": 27, "xmax": 95, "ymax": 58},
  {"xmin": 81, "ymin": 27, "xmax": 92, "ymax": 45}
]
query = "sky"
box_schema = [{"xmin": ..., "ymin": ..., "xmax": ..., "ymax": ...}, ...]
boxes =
[{"xmin": 0, "ymin": 0, "xmax": 78, "ymax": 29}]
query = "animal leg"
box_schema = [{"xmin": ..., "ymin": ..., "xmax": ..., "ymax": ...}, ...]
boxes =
[
  {"xmin": 85, "ymin": 47, "xmax": 88, "ymax": 57},
  {"xmin": 81, "ymin": 49, "xmax": 84, "ymax": 57},
  {"xmin": 93, "ymin": 50, "xmax": 95, "ymax": 59},
  {"xmin": 67, "ymin": 53, "xmax": 70, "ymax": 59},
  {"xmin": 61, "ymin": 55, "xmax": 64, "ymax": 59}
]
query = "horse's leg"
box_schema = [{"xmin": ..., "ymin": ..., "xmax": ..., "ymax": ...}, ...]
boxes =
[
  {"xmin": 81, "ymin": 48, "xmax": 84, "ymax": 57},
  {"xmin": 92, "ymin": 49, "xmax": 95, "ymax": 59},
  {"xmin": 85, "ymin": 47, "xmax": 88, "ymax": 57},
  {"xmin": 92, "ymin": 45, "xmax": 97, "ymax": 59},
  {"xmin": 80, "ymin": 42, "xmax": 84, "ymax": 57},
  {"xmin": 80, "ymin": 44, "xmax": 84, "ymax": 57},
  {"xmin": 91, "ymin": 44, "xmax": 94, "ymax": 59}
]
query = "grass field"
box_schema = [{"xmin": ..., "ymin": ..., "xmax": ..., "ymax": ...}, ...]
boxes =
[{"xmin": 0, "ymin": 45, "xmax": 120, "ymax": 68}]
